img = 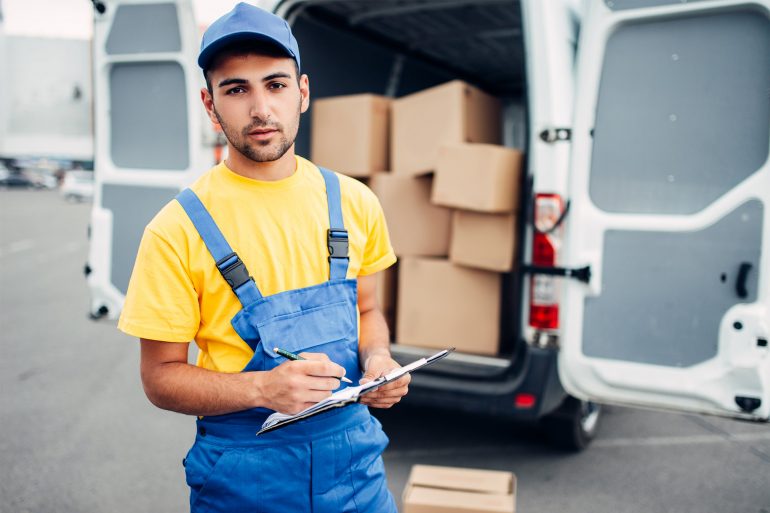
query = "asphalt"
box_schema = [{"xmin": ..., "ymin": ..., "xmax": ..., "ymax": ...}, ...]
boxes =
[{"xmin": 1, "ymin": 188, "xmax": 768, "ymax": 513}]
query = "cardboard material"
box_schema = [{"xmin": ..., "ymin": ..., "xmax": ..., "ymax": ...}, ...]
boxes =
[
  {"xmin": 370, "ymin": 173, "xmax": 451, "ymax": 257},
  {"xmin": 396, "ymin": 258, "xmax": 501, "ymax": 355},
  {"xmin": 403, "ymin": 465, "xmax": 516, "ymax": 513},
  {"xmin": 376, "ymin": 263, "xmax": 398, "ymax": 337},
  {"xmin": 433, "ymin": 143, "xmax": 523, "ymax": 213},
  {"xmin": 311, "ymin": 94, "xmax": 390, "ymax": 177},
  {"xmin": 450, "ymin": 210, "xmax": 517, "ymax": 272},
  {"xmin": 391, "ymin": 81, "xmax": 501, "ymax": 176}
]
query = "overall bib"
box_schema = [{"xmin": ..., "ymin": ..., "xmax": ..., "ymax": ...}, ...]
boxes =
[{"xmin": 175, "ymin": 168, "xmax": 398, "ymax": 513}]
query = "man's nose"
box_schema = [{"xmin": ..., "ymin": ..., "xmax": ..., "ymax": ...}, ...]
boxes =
[{"xmin": 249, "ymin": 91, "xmax": 271, "ymax": 120}]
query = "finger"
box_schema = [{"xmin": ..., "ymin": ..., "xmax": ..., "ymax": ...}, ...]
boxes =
[
  {"xmin": 300, "ymin": 360, "xmax": 347, "ymax": 380},
  {"xmin": 298, "ymin": 352, "xmax": 331, "ymax": 362},
  {"xmin": 363, "ymin": 399, "xmax": 400, "ymax": 409},
  {"xmin": 304, "ymin": 375, "xmax": 342, "ymax": 391},
  {"xmin": 362, "ymin": 388, "xmax": 408, "ymax": 401},
  {"xmin": 369, "ymin": 377, "xmax": 410, "ymax": 392}
]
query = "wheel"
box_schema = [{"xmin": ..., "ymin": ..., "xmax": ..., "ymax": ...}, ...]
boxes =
[{"xmin": 542, "ymin": 396, "xmax": 602, "ymax": 451}]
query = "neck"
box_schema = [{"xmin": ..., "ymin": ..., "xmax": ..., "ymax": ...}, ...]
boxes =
[{"xmin": 224, "ymin": 145, "xmax": 297, "ymax": 181}]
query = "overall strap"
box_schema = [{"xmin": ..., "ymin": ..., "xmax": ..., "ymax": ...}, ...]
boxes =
[
  {"xmin": 175, "ymin": 189, "xmax": 263, "ymax": 306},
  {"xmin": 318, "ymin": 167, "xmax": 350, "ymax": 281}
]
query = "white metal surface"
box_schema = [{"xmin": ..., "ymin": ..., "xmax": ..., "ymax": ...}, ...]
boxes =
[{"xmin": 559, "ymin": 0, "xmax": 770, "ymax": 420}]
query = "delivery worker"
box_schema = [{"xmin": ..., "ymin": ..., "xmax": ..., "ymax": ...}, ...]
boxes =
[{"xmin": 117, "ymin": 3, "xmax": 407, "ymax": 512}]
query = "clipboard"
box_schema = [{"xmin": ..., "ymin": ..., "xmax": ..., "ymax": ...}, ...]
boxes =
[{"xmin": 257, "ymin": 347, "xmax": 455, "ymax": 435}]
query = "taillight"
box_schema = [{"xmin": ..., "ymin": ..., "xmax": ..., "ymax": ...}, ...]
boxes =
[{"xmin": 529, "ymin": 194, "xmax": 564, "ymax": 331}]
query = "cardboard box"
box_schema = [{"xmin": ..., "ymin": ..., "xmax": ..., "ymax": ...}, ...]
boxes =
[
  {"xmin": 403, "ymin": 465, "xmax": 516, "ymax": 513},
  {"xmin": 376, "ymin": 263, "xmax": 398, "ymax": 337},
  {"xmin": 450, "ymin": 210, "xmax": 517, "ymax": 272},
  {"xmin": 433, "ymin": 144, "xmax": 523, "ymax": 213},
  {"xmin": 311, "ymin": 94, "xmax": 390, "ymax": 177},
  {"xmin": 391, "ymin": 81, "xmax": 501, "ymax": 176},
  {"xmin": 371, "ymin": 173, "xmax": 451, "ymax": 257},
  {"xmin": 396, "ymin": 258, "xmax": 501, "ymax": 355}
]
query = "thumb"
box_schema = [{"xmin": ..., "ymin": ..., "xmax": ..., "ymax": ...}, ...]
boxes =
[{"xmin": 360, "ymin": 358, "xmax": 379, "ymax": 384}]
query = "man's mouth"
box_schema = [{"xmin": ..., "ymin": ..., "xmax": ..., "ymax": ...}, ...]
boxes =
[{"xmin": 248, "ymin": 128, "xmax": 278, "ymax": 140}]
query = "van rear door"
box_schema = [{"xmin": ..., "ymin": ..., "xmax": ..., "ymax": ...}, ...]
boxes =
[
  {"xmin": 88, "ymin": 0, "xmax": 212, "ymax": 318},
  {"xmin": 559, "ymin": 0, "xmax": 770, "ymax": 420}
]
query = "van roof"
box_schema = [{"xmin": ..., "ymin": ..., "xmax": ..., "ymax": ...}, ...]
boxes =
[{"xmin": 282, "ymin": 0, "xmax": 525, "ymax": 96}]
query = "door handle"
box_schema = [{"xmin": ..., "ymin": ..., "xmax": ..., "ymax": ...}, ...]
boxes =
[{"xmin": 735, "ymin": 262, "xmax": 752, "ymax": 299}]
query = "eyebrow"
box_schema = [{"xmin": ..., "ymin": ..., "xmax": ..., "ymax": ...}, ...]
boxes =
[
  {"xmin": 217, "ymin": 78, "xmax": 247, "ymax": 88},
  {"xmin": 262, "ymin": 72, "xmax": 293, "ymax": 82},
  {"xmin": 217, "ymin": 72, "xmax": 293, "ymax": 89}
]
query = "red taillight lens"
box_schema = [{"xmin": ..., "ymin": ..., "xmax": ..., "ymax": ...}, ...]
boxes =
[
  {"xmin": 514, "ymin": 393, "xmax": 537, "ymax": 409},
  {"xmin": 529, "ymin": 194, "xmax": 563, "ymax": 331}
]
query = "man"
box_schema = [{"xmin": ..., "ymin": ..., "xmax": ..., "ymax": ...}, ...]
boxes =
[{"xmin": 118, "ymin": 3, "xmax": 406, "ymax": 512}]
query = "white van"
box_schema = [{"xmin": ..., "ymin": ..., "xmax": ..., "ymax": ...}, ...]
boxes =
[{"xmin": 86, "ymin": 0, "xmax": 770, "ymax": 449}]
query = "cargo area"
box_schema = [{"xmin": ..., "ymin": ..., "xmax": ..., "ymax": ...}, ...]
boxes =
[{"xmin": 284, "ymin": 0, "xmax": 529, "ymax": 378}]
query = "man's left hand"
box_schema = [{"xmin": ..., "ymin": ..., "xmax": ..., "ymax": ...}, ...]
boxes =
[{"xmin": 358, "ymin": 353, "xmax": 410, "ymax": 409}]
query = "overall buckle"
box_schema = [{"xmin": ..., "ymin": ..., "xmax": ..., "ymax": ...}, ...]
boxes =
[
  {"xmin": 215, "ymin": 252, "xmax": 252, "ymax": 290},
  {"xmin": 327, "ymin": 229, "xmax": 349, "ymax": 259}
]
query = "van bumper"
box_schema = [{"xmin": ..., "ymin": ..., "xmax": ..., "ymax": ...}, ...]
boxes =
[{"xmin": 391, "ymin": 344, "xmax": 568, "ymax": 421}]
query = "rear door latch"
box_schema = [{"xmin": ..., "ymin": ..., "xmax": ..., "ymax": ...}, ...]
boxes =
[{"xmin": 521, "ymin": 265, "xmax": 592, "ymax": 284}]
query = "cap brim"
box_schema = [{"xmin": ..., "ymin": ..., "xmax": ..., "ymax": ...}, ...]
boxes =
[{"xmin": 198, "ymin": 31, "xmax": 295, "ymax": 70}]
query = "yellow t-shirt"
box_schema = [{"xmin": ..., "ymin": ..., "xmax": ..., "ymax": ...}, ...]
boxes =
[{"xmin": 118, "ymin": 156, "xmax": 396, "ymax": 372}]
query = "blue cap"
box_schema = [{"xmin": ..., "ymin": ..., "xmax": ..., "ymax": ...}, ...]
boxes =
[{"xmin": 198, "ymin": 2, "xmax": 300, "ymax": 72}]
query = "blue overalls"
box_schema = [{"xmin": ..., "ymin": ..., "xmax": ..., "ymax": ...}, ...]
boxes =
[{"xmin": 175, "ymin": 168, "xmax": 398, "ymax": 513}]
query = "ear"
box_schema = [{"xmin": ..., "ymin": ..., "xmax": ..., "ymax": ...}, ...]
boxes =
[
  {"xmin": 200, "ymin": 88, "xmax": 221, "ymax": 129},
  {"xmin": 299, "ymin": 74, "xmax": 310, "ymax": 114}
]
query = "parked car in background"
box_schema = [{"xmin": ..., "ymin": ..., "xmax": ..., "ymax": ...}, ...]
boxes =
[
  {"xmin": 60, "ymin": 170, "xmax": 94, "ymax": 202},
  {"xmin": 0, "ymin": 170, "xmax": 35, "ymax": 189}
]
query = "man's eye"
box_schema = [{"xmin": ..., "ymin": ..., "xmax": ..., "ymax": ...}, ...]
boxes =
[
  {"xmin": 269, "ymin": 82, "xmax": 287, "ymax": 90},
  {"xmin": 226, "ymin": 86, "xmax": 246, "ymax": 95}
]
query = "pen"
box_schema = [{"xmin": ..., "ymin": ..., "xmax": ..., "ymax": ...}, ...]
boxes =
[{"xmin": 273, "ymin": 347, "xmax": 354, "ymax": 384}]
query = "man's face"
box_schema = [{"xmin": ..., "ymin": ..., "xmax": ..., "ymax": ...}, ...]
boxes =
[{"xmin": 202, "ymin": 53, "xmax": 309, "ymax": 163}]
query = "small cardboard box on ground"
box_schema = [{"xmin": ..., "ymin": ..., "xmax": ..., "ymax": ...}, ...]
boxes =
[
  {"xmin": 433, "ymin": 143, "xmax": 523, "ymax": 213},
  {"xmin": 403, "ymin": 465, "xmax": 516, "ymax": 513},
  {"xmin": 396, "ymin": 257, "xmax": 501, "ymax": 355},
  {"xmin": 391, "ymin": 80, "xmax": 501, "ymax": 176},
  {"xmin": 450, "ymin": 210, "xmax": 517, "ymax": 272},
  {"xmin": 370, "ymin": 173, "xmax": 452, "ymax": 256},
  {"xmin": 311, "ymin": 94, "xmax": 390, "ymax": 177}
]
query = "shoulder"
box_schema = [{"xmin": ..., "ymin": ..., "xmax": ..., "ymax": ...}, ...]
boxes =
[{"xmin": 337, "ymin": 172, "xmax": 379, "ymax": 206}]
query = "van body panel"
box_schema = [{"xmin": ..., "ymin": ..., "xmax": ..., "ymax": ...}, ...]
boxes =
[
  {"xmin": 560, "ymin": 0, "xmax": 770, "ymax": 420},
  {"xmin": 88, "ymin": 0, "xmax": 214, "ymax": 318}
]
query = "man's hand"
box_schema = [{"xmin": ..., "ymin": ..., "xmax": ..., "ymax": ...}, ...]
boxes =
[
  {"xmin": 259, "ymin": 352, "xmax": 345, "ymax": 414},
  {"xmin": 358, "ymin": 353, "xmax": 410, "ymax": 409}
]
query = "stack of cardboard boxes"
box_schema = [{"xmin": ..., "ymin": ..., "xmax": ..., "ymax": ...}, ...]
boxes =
[{"xmin": 311, "ymin": 80, "xmax": 523, "ymax": 357}]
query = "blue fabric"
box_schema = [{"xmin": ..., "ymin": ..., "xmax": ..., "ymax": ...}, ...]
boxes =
[
  {"xmin": 177, "ymin": 169, "xmax": 396, "ymax": 512},
  {"xmin": 185, "ymin": 407, "xmax": 396, "ymax": 512},
  {"xmin": 175, "ymin": 188, "xmax": 263, "ymax": 306},
  {"xmin": 319, "ymin": 167, "xmax": 350, "ymax": 281},
  {"xmin": 198, "ymin": 2, "xmax": 301, "ymax": 71}
]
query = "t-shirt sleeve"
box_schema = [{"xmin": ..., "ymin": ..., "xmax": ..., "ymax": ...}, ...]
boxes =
[
  {"xmin": 117, "ymin": 227, "xmax": 200, "ymax": 342},
  {"xmin": 358, "ymin": 187, "xmax": 397, "ymax": 277}
]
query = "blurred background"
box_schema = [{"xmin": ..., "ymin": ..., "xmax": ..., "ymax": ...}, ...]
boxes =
[{"xmin": 1, "ymin": 0, "xmax": 769, "ymax": 512}]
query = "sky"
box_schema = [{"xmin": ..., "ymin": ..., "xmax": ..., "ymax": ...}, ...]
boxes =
[{"xmin": 1, "ymin": 0, "xmax": 275, "ymax": 39}]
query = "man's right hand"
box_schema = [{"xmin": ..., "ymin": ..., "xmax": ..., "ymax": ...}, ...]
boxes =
[{"xmin": 258, "ymin": 352, "xmax": 346, "ymax": 414}]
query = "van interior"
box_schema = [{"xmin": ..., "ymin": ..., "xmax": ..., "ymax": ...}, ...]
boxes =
[{"xmin": 285, "ymin": 0, "xmax": 530, "ymax": 375}]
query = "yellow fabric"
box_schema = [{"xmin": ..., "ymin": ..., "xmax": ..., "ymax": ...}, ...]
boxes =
[{"xmin": 118, "ymin": 156, "xmax": 396, "ymax": 372}]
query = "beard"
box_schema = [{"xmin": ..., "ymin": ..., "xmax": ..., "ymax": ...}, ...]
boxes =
[{"xmin": 213, "ymin": 101, "xmax": 300, "ymax": 163}]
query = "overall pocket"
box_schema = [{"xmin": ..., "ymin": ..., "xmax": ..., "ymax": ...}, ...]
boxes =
[
  {"xmin": 256, "ymin": 301, "xmax": 357, "ymax": 371},
  {"xmin": 184, "ymin": 441, "xmax": 242, "ymax": 512}
]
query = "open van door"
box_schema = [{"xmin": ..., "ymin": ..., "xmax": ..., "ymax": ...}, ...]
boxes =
[
  {"xmin": 87, "ymin": 0, "xmax": 213, "ymax": 319},
  {"xmin": 559, "ymin": 0, "xmax": 770, "ymax": 420}
]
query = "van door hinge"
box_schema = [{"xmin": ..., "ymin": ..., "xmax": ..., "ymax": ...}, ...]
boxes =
[
  {"xmin": 539, "ymin": 127, "xmax": 571, "ymax": 143},
  {"xmin": 521, "ymin": 264, "xmax": 591, "ymax": 284}
]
